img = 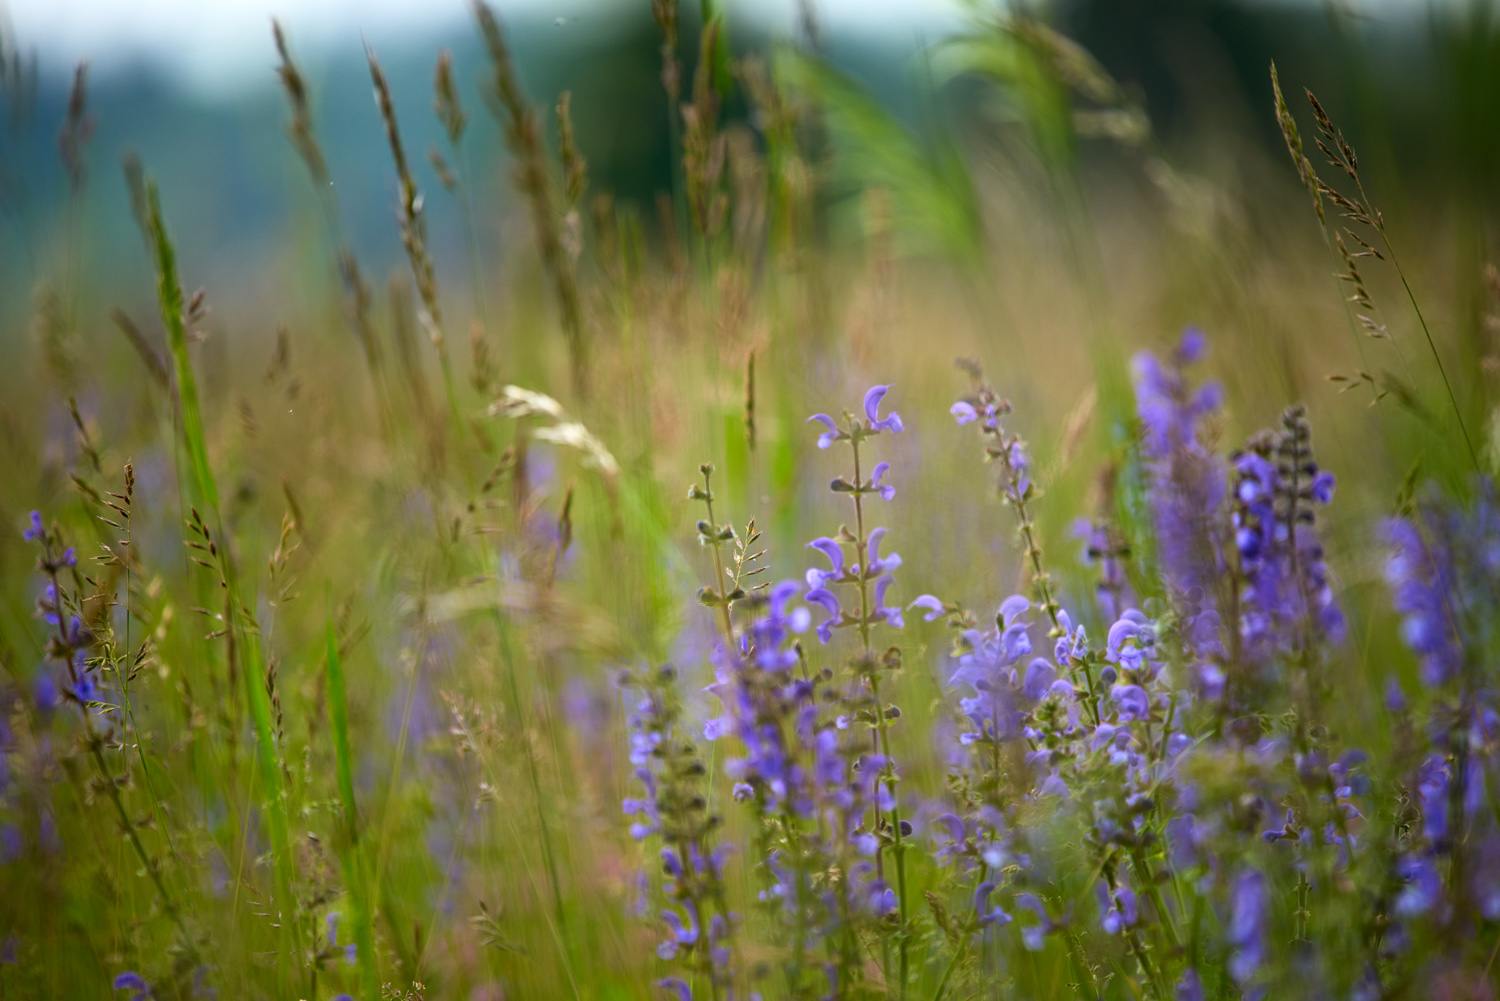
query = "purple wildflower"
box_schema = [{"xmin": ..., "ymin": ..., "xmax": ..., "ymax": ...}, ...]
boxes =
[
  {"xmin": 807, "ymin": 414, "xmax": 842, "ymax": 450},
  {"xmin": 909, "ymin": 594, "xmax": 947, "ymax": 622},
  {"xmin": 1133, "ymin": 329, "xmax": 1227, "ymax": 603},
  {"xmin": 1384, "ymin": 482, "xmax": 1500, "ymax": 688},
  {"xmin": 325, "ymin": 912, "xmax": 357, "ymax": 965},
  {"xmin": 1075, "ymin": 517, "xmax": 1133, "ymax": 622},
  {"xmin": 113, "ymin": 973, "xmax": 152, "ymax": 1001},
  {"xmin": 1097, "ymin": 883, "xmax": 1139, "ymax": 934},
  {"xmin": 1176, "ymin": 969, "xmax": 1205, "ymax": 1001},
  {"xmin": 973, "ymin": 881, "xmax": 1012, "ymax": 928},
  {"xmin": 862, "ymin": 385, "xmax": 904, "ymax": 433},
  {"xmin": 1013, "ymin": 892, "xmax": 1060, "ymax": 952},
  {"xmin": 1231, "ymin": 407, "xmax": 1345, "ymax": 659},
  {"xmin": 1227, "ymin": 869, "xmax": 1268, "ymax": 986}
]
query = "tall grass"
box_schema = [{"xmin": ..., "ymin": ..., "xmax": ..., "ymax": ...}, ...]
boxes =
[{"xmin": 0, "ymin": 4, "xmax": 1497, "ymax": 1001}]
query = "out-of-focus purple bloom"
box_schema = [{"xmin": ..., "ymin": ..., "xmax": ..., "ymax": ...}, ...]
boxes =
[
  {"xmin": 1075, "ymin": 518, "xmax": 1133, "ymax": 622},
  {"xmin": 1166, "ymin": 813, "xmax": 1200, "ymax": 870},
  {"xmin": 1231, "ymin": 417, "xmax": 1345, "ymax": 659},
  {"xmin": 1176, "ymin": 968, "xmax": 1205, "ymax": 1001},
  {"xmin": 1036, "ymin": 770, "xmax": 1070, "ymax": 798},
  {"xmin": 1111, "ymin": 684, "xmax": 1150, "ymax": 721},
  {"xmin": 872, "ymin": 575, "xmax": 903, "ymax": 628},
  {"xmin": 1132, "ymin": 329, "xmax": 1227, "ymax": 604},
  {"xmin": 22, "ymin": 511, "xmax": 43, "ymax": 541},
  {"xmin": 748, "ymin": 581, "xmax": 809, "ymax": 671},
  {"xmin": 1394, "ymin": 855, "xmax": 1444, "ymax": 917},
  {"xmin": 804, "ymin": 588, "xmax": 842, "ymax": 644},
  {"xmin": 1227, "ymin": 869, "xmax": 1268, "ymax": 986},
  {"xmin": 1178, "ymin": 327, "xmax": 1207, "ymax": 362},
  {"xmin": 325, "ymin": 912, "xmax": 357, "ymax": 965},
  {"xmin": 949, "ymin": 601, "xmax": 1035, "ymax": 745},
  {"xmin": 909, "ymin": 595, "xmax": 946, "ymax": 622},
  {"xmin": 865, "ymin": 528, "xmax": 901, "ymax": 576},
  {"xmin": 113, "ymin": 973, "xmax": 152, "ymax": 1001},
  {"xmin": 973, "ymin": 882, "xmax": 1012, "ymax": 928},
  {"xmin": 1261, "ymin": 807, "xmax": 1298, "ymax": 844},
  {"xmin": 930, "ymin": 813, "xmax": 971, "ymax": 867},
  {"xmin": 623, "ymin": 768, "xmax": 662, "ymax": 840},
  {"xmin": 1002, "ymin": 439, "xmax": 1032, "ymax": 500},
  {"xmin": 1382, "ymin": 485, "xmax": 1500, "ymax": 687},
  {"xmin": 1098, "ymin": 883, "xmax": 1139, "ymax": 934},
  {"xmin": 1384, "ymin": 676, "xmax": 1408, "ymax": 713},
  {"xmin": 658, "ymin": 903, "xmax": 700, "ymax": 959},
  {"xmin": 1022, "ymin": 659, "xmax": 1056, "ymax": 700},
  {"xmin": 656, "ymin": 977, "xmax": 693, "ymax": 1001},
  {"xmin": 1013, "ymin": 892, "xmax": 1059, "ymax": 952},
  {"xmin": 806, "ymin": 538, "xmax": 844, "ymax": 589}
]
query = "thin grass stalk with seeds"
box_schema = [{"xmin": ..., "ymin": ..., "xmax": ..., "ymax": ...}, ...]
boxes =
[
  {"xmin": 273, "ymin": 21, "xmax": 390, "ymax": 423},
  {"xmin": 325, "ymin": 612, "xmax": 381, "ymax": 1000},
  {"xmin": 27, "ymin": 512, "xmax": 197, "ymax": 961},
  {"xmin": 368, "ymin": 47, "xmax": 469, "ymax": 452},
  {"xmin": 1298, "ymin": 77, "xmax": 1478, "ymax": 467},
  {"xmin": 139, "ymin": 175, "xmax": 298, "ymax": 978},
  {"xmin": 473, "ymin": 1, "xmax": 588, "ymax": 398},
  {"xmin": 59, "ymin": 62, "xmax": 92, "ymax": 330},
  {"xmin": 1271, "ymin": 61, "xmax": 1396, "ymax": 414},
  {"xmin": 430, "ymin": 49, "xmax": 493, "ymax": 353}
]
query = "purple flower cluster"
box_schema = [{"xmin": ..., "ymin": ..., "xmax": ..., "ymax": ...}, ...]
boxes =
[
  {"xmin": 1231, "ymin": 406, "xmax": 1345, "ymax": 665},
  {"xmin": 616, "ymin": 347, "xmax": 1500, "ymax": 1001},
  {"xmin": 1384, "ymin": 482, "xmax": 1499, "ymax": 688},
  {"xmin": 1133, "ymin": 329, "xmax": 1227, "ymax": 604},
  {"xmin": 620, "ymin": 662, "xmax": 738, "ymax": 998}
]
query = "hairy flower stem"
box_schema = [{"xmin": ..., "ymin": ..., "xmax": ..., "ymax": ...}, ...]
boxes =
[
  {"xmin": 700, "ymin": 466, "xmax": 737, "ymax": 644},
  {"xmin": 850, "ymin": 438, "xmax": 909, "ymax": 998},
  {"xmin": 41, "ymin": 552, "xmax": 194, "ymax": 953},
  {"xmin": 1294, "ymin": 871, "xmax": 1311, "ymax": 943},
  {"xmin": 999, "ymin": 450, "xmax": 1103, "ymax": 728},
  {"xmin": 1128, "ymin": 848, "xmax": 1180, "ymax": 951}
]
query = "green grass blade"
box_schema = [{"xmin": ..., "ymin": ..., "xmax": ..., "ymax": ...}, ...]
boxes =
[
  {"xmin": 243, "ymin": 630, "xmax": 297, "ymax": 973},
  {"xmin": 327, "ymin": 616, "xmax": 380, "ymax": 1001},
  {"xmin": 142, "ymin": 173, "xmax": 297, "ymax": 992},
  {"xmin": 144, "ymin": 180, "xmax": 218, "ymax": 516}
]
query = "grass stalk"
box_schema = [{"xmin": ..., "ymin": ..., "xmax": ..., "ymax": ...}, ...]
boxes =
[
  {"xmin": 142, "ymin": 176, "xmax": 297, "ymax": 989},
  {"xmin": 326, "ymin": 615, "xmax": 380, "ymax": 1001}
]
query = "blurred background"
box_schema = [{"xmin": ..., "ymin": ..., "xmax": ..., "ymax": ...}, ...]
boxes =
[
  {"xmin": 3, "ymin": 0, "xmax": 1498, "ymax": 323},
  {"xmin": 2, "ymin": 1, "xmax": 1500, "ymax": 994}
]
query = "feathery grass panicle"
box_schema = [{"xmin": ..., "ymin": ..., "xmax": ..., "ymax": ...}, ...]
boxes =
[
  {"xmin": 1282, "ymin": 71, "xmax": 1479, "ymax": 468},
  {"xmin": 474, "ymin": 0, "xmax": 588, "ymax": 397},
  {"xmin": 369, "ymin": 44, "xmax": 473, "ymax": 458},
  {"xmin": 273, "ymin": 20, "xmax": 387, "ymax": 401},
  {"xmin": 682, "ymin": 22, "xmax": 727, "ymax": 245}
]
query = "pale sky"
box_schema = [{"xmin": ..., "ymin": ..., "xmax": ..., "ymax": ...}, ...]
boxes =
[{"xmin": 2, "ymin": 0, "xmax": 966, "ymax": 96}]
